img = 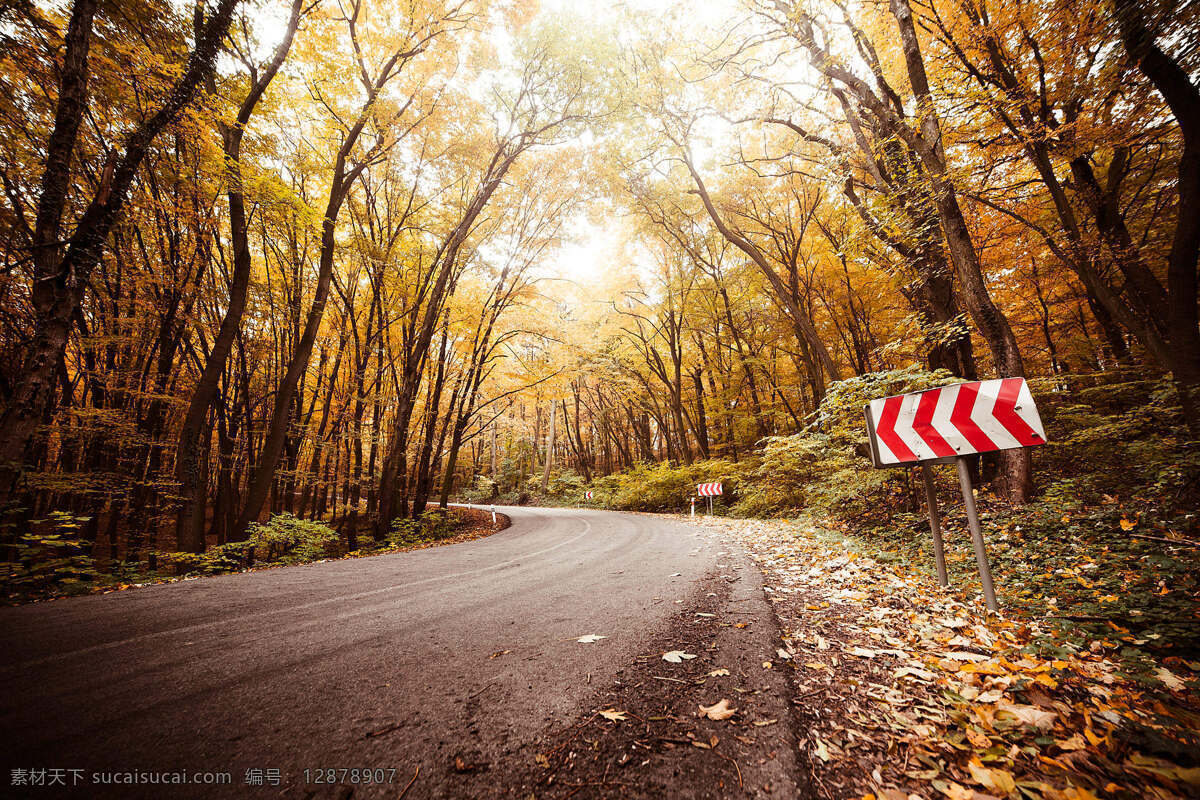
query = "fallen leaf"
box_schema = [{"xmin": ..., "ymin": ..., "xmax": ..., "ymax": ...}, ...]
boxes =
[
  {"xmin": 997, "ymin": 701, "xmax": 1057, "ymax": 731},
  {"xmin": 1058, "ymin": 734, "xmax": 1088, "ymax": 751},
  {"xmin": 967, "ymin": 757, "xmax": 1016, "ymax": 794},
  {"xmin": 1155, "ymin": 667, "xmax": 1185, "ymax": 691},
  {"xmin": 848, "ymin": 646, "xmax": 877, "ymax": 658},
  {"xmin": 708, "ymin": 668, "xmax": 730, "ymax": 677},
  {"xmin": 698, "ymin": 699, "xmax": 737, "ymax": 720},
  {"xmin": 599, "ymin": 708, "xmax": 627, "ymax": 722},
  {"xmin": 894, "ymin": 666, "xmax": 935, "ymax": 682},
  {"xmin": 489, "ymin": 649, "xmax": 511, "ymax": 659},
  {"xmin": 662, "ymin": 650, "xmax": 697, "ymax": 663},
  {"xmin": 576, "ymin": 634, "xmax": 607, "ymax": 644},
  {"xmin": 753, "ymin": 718, "xmax": 778, "ymax": 727},
  {"xmin": 965, "ymin": 727, "xmax": 990, "ymax": 748},
  {"xmin": 1119, "ymin": 518, "xmax": 1136, "ymax": 531},
  {"xmin": 813, "ymin": 734, "xmax": 830, "ymax": 762}
]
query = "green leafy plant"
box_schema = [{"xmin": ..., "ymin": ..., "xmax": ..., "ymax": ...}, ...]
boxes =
[
  {"xmin": 1, "ymin": 511, "xmax": 102, "ymax": 600},
  {"xmin": 244, "ymin": 514, "xmax": 338, "ymax": 565}
]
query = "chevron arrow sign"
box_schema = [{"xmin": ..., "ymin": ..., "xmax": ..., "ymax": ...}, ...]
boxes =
[{"xmin": 865, "ymin": 378, "xmax": 1046, "ymax": 468}]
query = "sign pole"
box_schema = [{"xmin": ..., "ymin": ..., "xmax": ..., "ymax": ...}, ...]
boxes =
[
  {"xmin": 690, "ymin": 497, "xmax": 695, "ymax": 517},
  {"xmin": 920, "ymin": 463, "xmax": 949, "ymax": 587},
  {"xmin": 707, "ymin": 495, "xmax": 713, "ymax": 515},
  {"xmin": 955, "ymin": 457, "xmax": 998, "ymax": 612}
]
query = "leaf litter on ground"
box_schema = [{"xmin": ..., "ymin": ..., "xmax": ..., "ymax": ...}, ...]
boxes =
[{"xmin": 691, "ymin": 516, "xmax": 1200, "ymax": 800}]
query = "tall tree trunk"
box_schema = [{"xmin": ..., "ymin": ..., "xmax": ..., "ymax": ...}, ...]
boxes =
[
  {"xmin": 0, "ymin": 0, "xmax": 241, "ymax": 493},
  {"xmin": 174, "ymin": 0, "xmax": 303, "ymax": 552}
]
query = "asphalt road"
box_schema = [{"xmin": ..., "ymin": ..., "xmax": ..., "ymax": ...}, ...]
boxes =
[{"xmin": 0, "ymin": 507, "xmax": 732, "ymax": 798}]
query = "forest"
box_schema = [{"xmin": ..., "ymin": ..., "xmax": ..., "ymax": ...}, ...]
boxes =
[{"xmin": 0, "ymin": 0, "xmax": 1196, "ymax": 615}]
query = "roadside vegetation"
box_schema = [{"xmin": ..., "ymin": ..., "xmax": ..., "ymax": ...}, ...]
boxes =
[{"xmin": 1, "ymin": 506, "xmax": 504, "ymax": 604}]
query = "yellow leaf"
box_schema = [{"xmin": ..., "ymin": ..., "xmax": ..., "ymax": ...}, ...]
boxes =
[
  {"xmin": 1057, "ymin": 734, "xmax": 1087, "ymax": 751},
  {"xmin": 968, "ymin": 757, "xmax": 1016, "ymax": 794},
  {"xmin": 599, "ymin": 708, "xmax": 627, "ymax": 722},
  {"xmin": 1033, "ymin": 673, "xmax": 1059, "ymax": 689},
  {"xmin": 1119, "ymin": 518, "xmax": 1136, "ymax": 531}
]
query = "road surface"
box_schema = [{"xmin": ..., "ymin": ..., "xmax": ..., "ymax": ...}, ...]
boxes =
[{"xmin": 0, "ymin": 507, "xmax": 768, "ymax": 797}]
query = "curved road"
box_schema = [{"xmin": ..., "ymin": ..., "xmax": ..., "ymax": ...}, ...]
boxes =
[{"xmin": 0, "ymin": 507, "xmax": 733, "ymax": 797}]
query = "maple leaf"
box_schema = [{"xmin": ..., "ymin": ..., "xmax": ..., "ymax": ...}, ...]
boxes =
[
  {"xmin": 698, "ymin": 699, "xmax": 737, "ymax": 720},
  {"xmin": 599, "ymin": 708, "xmax": 627, "ymax": 721},
  {"xmin": 576, "ymin": 634, "xmax": 606, "ymax": 644},
  {"xmin": 662, "ymin": 650, "xmax": 696, "ymax": 662},
  {"xmin": 1119, "ymin": 517, "xmax": 1137, "ymax": 531}
]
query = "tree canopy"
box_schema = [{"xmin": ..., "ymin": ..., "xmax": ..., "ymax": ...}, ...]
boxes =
[{"xmin": 0, "ymin": 0, "xmax": 1196, "ymax": 565}]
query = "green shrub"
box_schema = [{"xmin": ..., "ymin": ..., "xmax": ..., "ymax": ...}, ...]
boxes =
[
  {"xmin": 0, "ymin": 511, "xmax": 103, "ymax": 599},
  {"xmin": 605, "ymin": 459, "xmax": 741, "ymax": 512},
  {"xmin": 158, "ymin": 542, "xmax": 250, "ymax": 575},
  {"xmin": 461, "ymin": 476, "xmax": 500, "ymax": 503},
  {"xmin": 244, "ymin": 513, "xmax": 338, "ymax": 565},
  {"xmin": 386, "ymin": 507, "xmax": 461, "ymax": 548}
]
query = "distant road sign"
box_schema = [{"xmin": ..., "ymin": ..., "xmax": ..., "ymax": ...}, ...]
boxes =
[
  {"xmin": 865, "ymin": 378, "xmax": 1045, "ymax": 468},
  {"xmin": 584, "ymin": 491, "xmax": 593, "ymax": 500},
  {"xmin": 697, "ymin": 482, "xmax": 723, "ymax": 497}
]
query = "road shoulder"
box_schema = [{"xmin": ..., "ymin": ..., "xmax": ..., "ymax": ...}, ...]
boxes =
[{"xmin": 446, "ymin": 526, "xmax": 808, "ymax": 799}]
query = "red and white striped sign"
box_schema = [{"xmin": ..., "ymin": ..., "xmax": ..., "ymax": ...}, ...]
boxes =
[
  {"xmin": 865, "ymin": 378, "xmax": 1045, "ymax": 467},
  {"xmin": 697, "ymin": 482, "xmax": 723, "ymax": 497},
  {"xmin": 584, "ymin": 491, "xmax": 594, "ymax": 500}
]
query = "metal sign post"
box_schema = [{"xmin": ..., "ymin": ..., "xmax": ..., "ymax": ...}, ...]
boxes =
[
  {"xmin": 490, "ymin": 504, "xmax": 496, "ymax": 525},
  {"xmin": 863, "ymin": 378, "xmax": 1047, "ymax": 612},
  {"xmin": 955, "ymin": 457, "xmax": 998, "ymax": 611},
  {"xmin": 696, "ymin": 482, "xmax": 723, "ymax": 517},
  {"xmin": 920, "ymin": 463, "xmax": 949, "ymax": 587},
  {"xmin": 690, "ymin": 497, "xmax": 695, "ymax": 517}
]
